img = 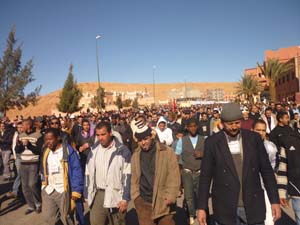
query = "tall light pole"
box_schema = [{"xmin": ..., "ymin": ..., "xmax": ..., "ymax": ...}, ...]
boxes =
[
  {"xmin": 184, "ymin": 79, "xmax": 187, "ymax": 99},
  {"xmin": 298, "ymin": 46, "xmax": 300, "ymax": 100},
  {"xmin": 96, "ymin": 35, "xmax": 101, "ymax": 112},
  {"xmin": 152, "ymin": 65, "xmax": 156, "ymax": 106}
]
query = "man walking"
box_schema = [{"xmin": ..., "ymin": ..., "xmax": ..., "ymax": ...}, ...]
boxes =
[
  {"xmin": 41, "ymin": 128, "xmax": 84, "ymax": 225},
  {"xmin": 252, "ymin": 119, "xmax": 277, "ymax": 225},
  {"xmin": 175, "ymin": 117, "xmax": 205, "ymax": 225},
  {"xmin": 131, "ymin": 123, "xmax": 180, "ymax": 225},
  {"xmin": 6, "ymin": 121, "xmax": 24, "ymax": 198},
  {"xmin": 197, "ymin": 103, "xmax": 281, "ymax": 225},
  {"xmin": 277, "ymin": 129, "xmax": 300, "ymax": 225},
  {"xmin": 269, "ymin": 111, "xmax": 293, "ymax": 149},
  {"xmin": 15, "ymin": 118, "xmax": 43, "ymax": 214},
  {"xmin": 85, "ymin": 121, "xmax": 131, "ymax": 225},
  {"xmin": 0, "ymin": 122, "xmax": 13, "ymax": 180}
]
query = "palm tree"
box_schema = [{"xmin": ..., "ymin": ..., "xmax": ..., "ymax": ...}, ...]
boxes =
[
  {"xmin": 235, "ymin": 74, "xmax": 259, "ymax": 104},
  {"xmin": 257, "ymin": 58, "xmax": 294, "ymax": 102}
]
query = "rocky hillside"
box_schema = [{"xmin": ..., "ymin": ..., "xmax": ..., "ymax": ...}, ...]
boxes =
[{"xmin": 6, "ymin": 81, "xmax": 236, "ymax": 119}]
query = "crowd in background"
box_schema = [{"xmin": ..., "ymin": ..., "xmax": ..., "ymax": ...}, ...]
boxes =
[{"xmin": 0, "ymin": 100, "xmax": 300, "ymax": 225}]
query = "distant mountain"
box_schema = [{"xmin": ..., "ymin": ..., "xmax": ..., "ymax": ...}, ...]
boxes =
[{"xmin": 6, "ymin": 81, "xmax": 236, "ymax": 119}]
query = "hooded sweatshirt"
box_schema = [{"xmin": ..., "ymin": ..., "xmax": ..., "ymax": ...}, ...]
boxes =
[{"xmin": 155, "ymin": 117, "xmax": 173, "ymax": 146}]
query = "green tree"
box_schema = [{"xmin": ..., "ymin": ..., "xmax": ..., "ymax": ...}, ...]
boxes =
[
  {"xmin": 132, "ymin": 97, "xmax": 139, "ymax": 109},
  {"xmin": 0, "ymin": 27, "xmax": 41, "ymax": 115},
  {"xmin": 115, "ymin": 95, "xmax": 123, "ymax": 110},
  {"xmin": 235, "ymin": 74, "xmax": 259, "ymax": 104},
  {"xmin": 57, "ymin": 64, "xmax": 82, "ymax": 113},
  {"xmin": 122, "ymin": 99, "xmax": 132, "ymax": 107},
  {"xmin": 257, "ymin": 58, "xmax": 293, "ymax": 102},
  {"xmin": 90, "ymin": 86, "xmax": 105, "ymax": 111}
]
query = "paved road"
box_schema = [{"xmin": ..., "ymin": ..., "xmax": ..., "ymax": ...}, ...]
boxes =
[{"xmin": 0, "ymin": 176, "xmax": 296, "ymax": 225}]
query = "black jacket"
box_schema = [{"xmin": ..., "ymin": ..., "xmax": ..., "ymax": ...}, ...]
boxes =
[
  {"xmin": 269, "ymin": 125, "xmax": 293, "ymax": 149},
  {"xmin": 278, "ymin": 132, "xmax": 300, "ymax": 196},
  {"xmin": 197, "ymin": 129, "xmax": 279, "ymax": 225},
  {"xmin": 0, "ymin": 129, "xmax": 14, "ymax": 150}
]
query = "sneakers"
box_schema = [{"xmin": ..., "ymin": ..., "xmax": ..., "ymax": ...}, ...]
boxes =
[
  {"xmin": 189, "ymin": 216, "xmax": 195, "ymax": 225},
  {"xmin": 25, "ymin": 208, "xmax": 35, "ymax": 215},
  {"xmin": 6, "ymin": 191, "xmax": 17, "ymax": 199}
]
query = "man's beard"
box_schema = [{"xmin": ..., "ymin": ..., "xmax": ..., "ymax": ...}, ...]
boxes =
[
  {"xmin": 189, "ymin": 132, "xmax": 198, "ymax": 137},
  {"xmin": 224, "ymin": 129, "xmax": 240, "ymax": 137}
]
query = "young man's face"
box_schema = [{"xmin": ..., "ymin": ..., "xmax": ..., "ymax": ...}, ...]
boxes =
[
  {"xmin": 45, "ymin": 132, "xmax": 60, "ymax": 151},
  {"xmin": 253, "ymin": 123, "xmax": 267, "ymax": 140},
  {"xmin": 158, "ymin": 122, "xmax": 166, "ymax": 132},
  {"xmin": 213, "ymin": 111, "xmax": 219, "ymax": 119},
  {"xmin": 22, "ymin": 121, "xmax": 31, "ymax": 132},
  {"xmin": 271, "ymin": 103, "xmax": 275, "ymax": 109},
  {"xmin": 251, "ymin": 106, "xmax": 258, "ymax": 113},
  {"xmin": 16, "ymin": 124, "xmax": 23, "ymax": 133},
  {"xmin": 96, "ymin": 127, "xmax": 112, "ymax": 148},
  {"xmin": 265, "ymin": 110, "xmax": 272, "ymax": 118},
  {"xmin": 201, "ymin": 114, "xmax": 208, "ymax": 121},
  {"xmin": 82, "ymin": 121, "xmax": 90, "ymax": 132},
  {"xmin": 138, "ymin": 136, "xmax": 153, "ymax": 151},
  {"xmin": 187, "ymin": 123, "xmax": 198, "ymax": 137},
  {"xmin": 0, "ymin": 123, "xmax": 5, "ymax": 132},
  {"xmin": 242, "ymin": 112, "xmax": 249, "ymax": 120},
  {"xmin": 280, "ymin": 115, "xmax": 290, "ymax": 126},
  {"xmin": 50, "ymin": 119, "xmax": 60, "ymax": 129},
  {"xmin": 276, "ymin": 104, "xmax": 283, "ymax": 112}
]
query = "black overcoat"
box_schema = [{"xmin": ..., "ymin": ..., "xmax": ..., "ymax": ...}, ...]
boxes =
[{"xmin": 197, "ymin": 129, "xmax": 279, "ymax": 225}]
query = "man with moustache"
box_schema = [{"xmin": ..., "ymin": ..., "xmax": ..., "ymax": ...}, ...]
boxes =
[
  {"xmin": 197, "ymin": 103, "xmax": 281, "ymax": 225},
  {"xmin": 131, "ymin": 123, "xmax": 180, "ymax": 225},
  {"xmin": 85, "ymin": 121, "xmax": 131, "ymax": 225}
]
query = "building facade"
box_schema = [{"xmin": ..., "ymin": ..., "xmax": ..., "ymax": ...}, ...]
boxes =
[{"xmin": 245, "ymin": 46, "xmax": 300, "ymax": 103}]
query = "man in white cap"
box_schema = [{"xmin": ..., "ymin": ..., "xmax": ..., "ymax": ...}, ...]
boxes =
[
  {"xmin": 131, "ymin": 123, "xmax": 180, "ymax": 225},
  {"xmin": 197, "ymin": 103, "xmax": 281, "ymax": 225}
]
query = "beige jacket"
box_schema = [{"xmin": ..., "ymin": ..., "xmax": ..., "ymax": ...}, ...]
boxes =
[{"xmin": 131, "ymin": 141, "xmax": 180, "ymax": 220}]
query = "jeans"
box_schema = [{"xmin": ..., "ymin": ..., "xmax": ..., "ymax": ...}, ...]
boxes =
[
  {"xmin": 12, "ymin": 155, "xmax": 21, "ymax": 195},
  {"xmin": 1, "ymin": 150, "xmax": 11, "ymax": 178},
  {"xmin": 20, "ymin": 163, "xmax": 41, "ymax": 209},
  {"xmin": 215, "ymin": 207, "xmax": 264, "ymax": 225},
  {"xmin": 181, "ymin": 169, "xmax": 200, "ymax": 217},
  {"xmin": 291, "ymin": 197, "xmax": 300, "ymax": 225}
]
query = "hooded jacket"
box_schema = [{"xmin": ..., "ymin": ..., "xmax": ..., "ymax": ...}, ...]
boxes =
[{"xmin": 155, "ymin": 117, "xmax": 173, "ymax": 146}]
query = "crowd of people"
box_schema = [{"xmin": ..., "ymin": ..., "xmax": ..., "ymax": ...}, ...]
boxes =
[{"xmin": 0, "ymin": 101, "xmax": 300, "ymax": 225}]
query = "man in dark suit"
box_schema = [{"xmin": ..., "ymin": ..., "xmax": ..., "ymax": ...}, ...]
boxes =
[{"xmin": 197, "ymin": 103, "xmax": 281, "ymax": 225}]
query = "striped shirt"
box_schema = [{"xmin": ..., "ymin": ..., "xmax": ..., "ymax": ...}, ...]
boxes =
[
  {"xmin": 277, "ymin": 147, "xmax": 288, "ymax": 198},
  {"xmin": 95, "ymin": 140, "xmax": 116, "ymax": 189},
  {"xmin": 18, "ymin": 131, "xmax": 41, "ymax": 163}
]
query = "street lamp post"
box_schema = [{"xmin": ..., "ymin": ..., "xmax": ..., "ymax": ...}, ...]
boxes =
[
  {"xmin": 298, "ymin": 46, "xmax": 300, "ymax": 101},
  {"xmin": 153, "ymin": 65, "xmax": 156, "ymax": 106},
  {"xmin": 96, "ymin": 35, "xmax": 101, "ymax": 112}
]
